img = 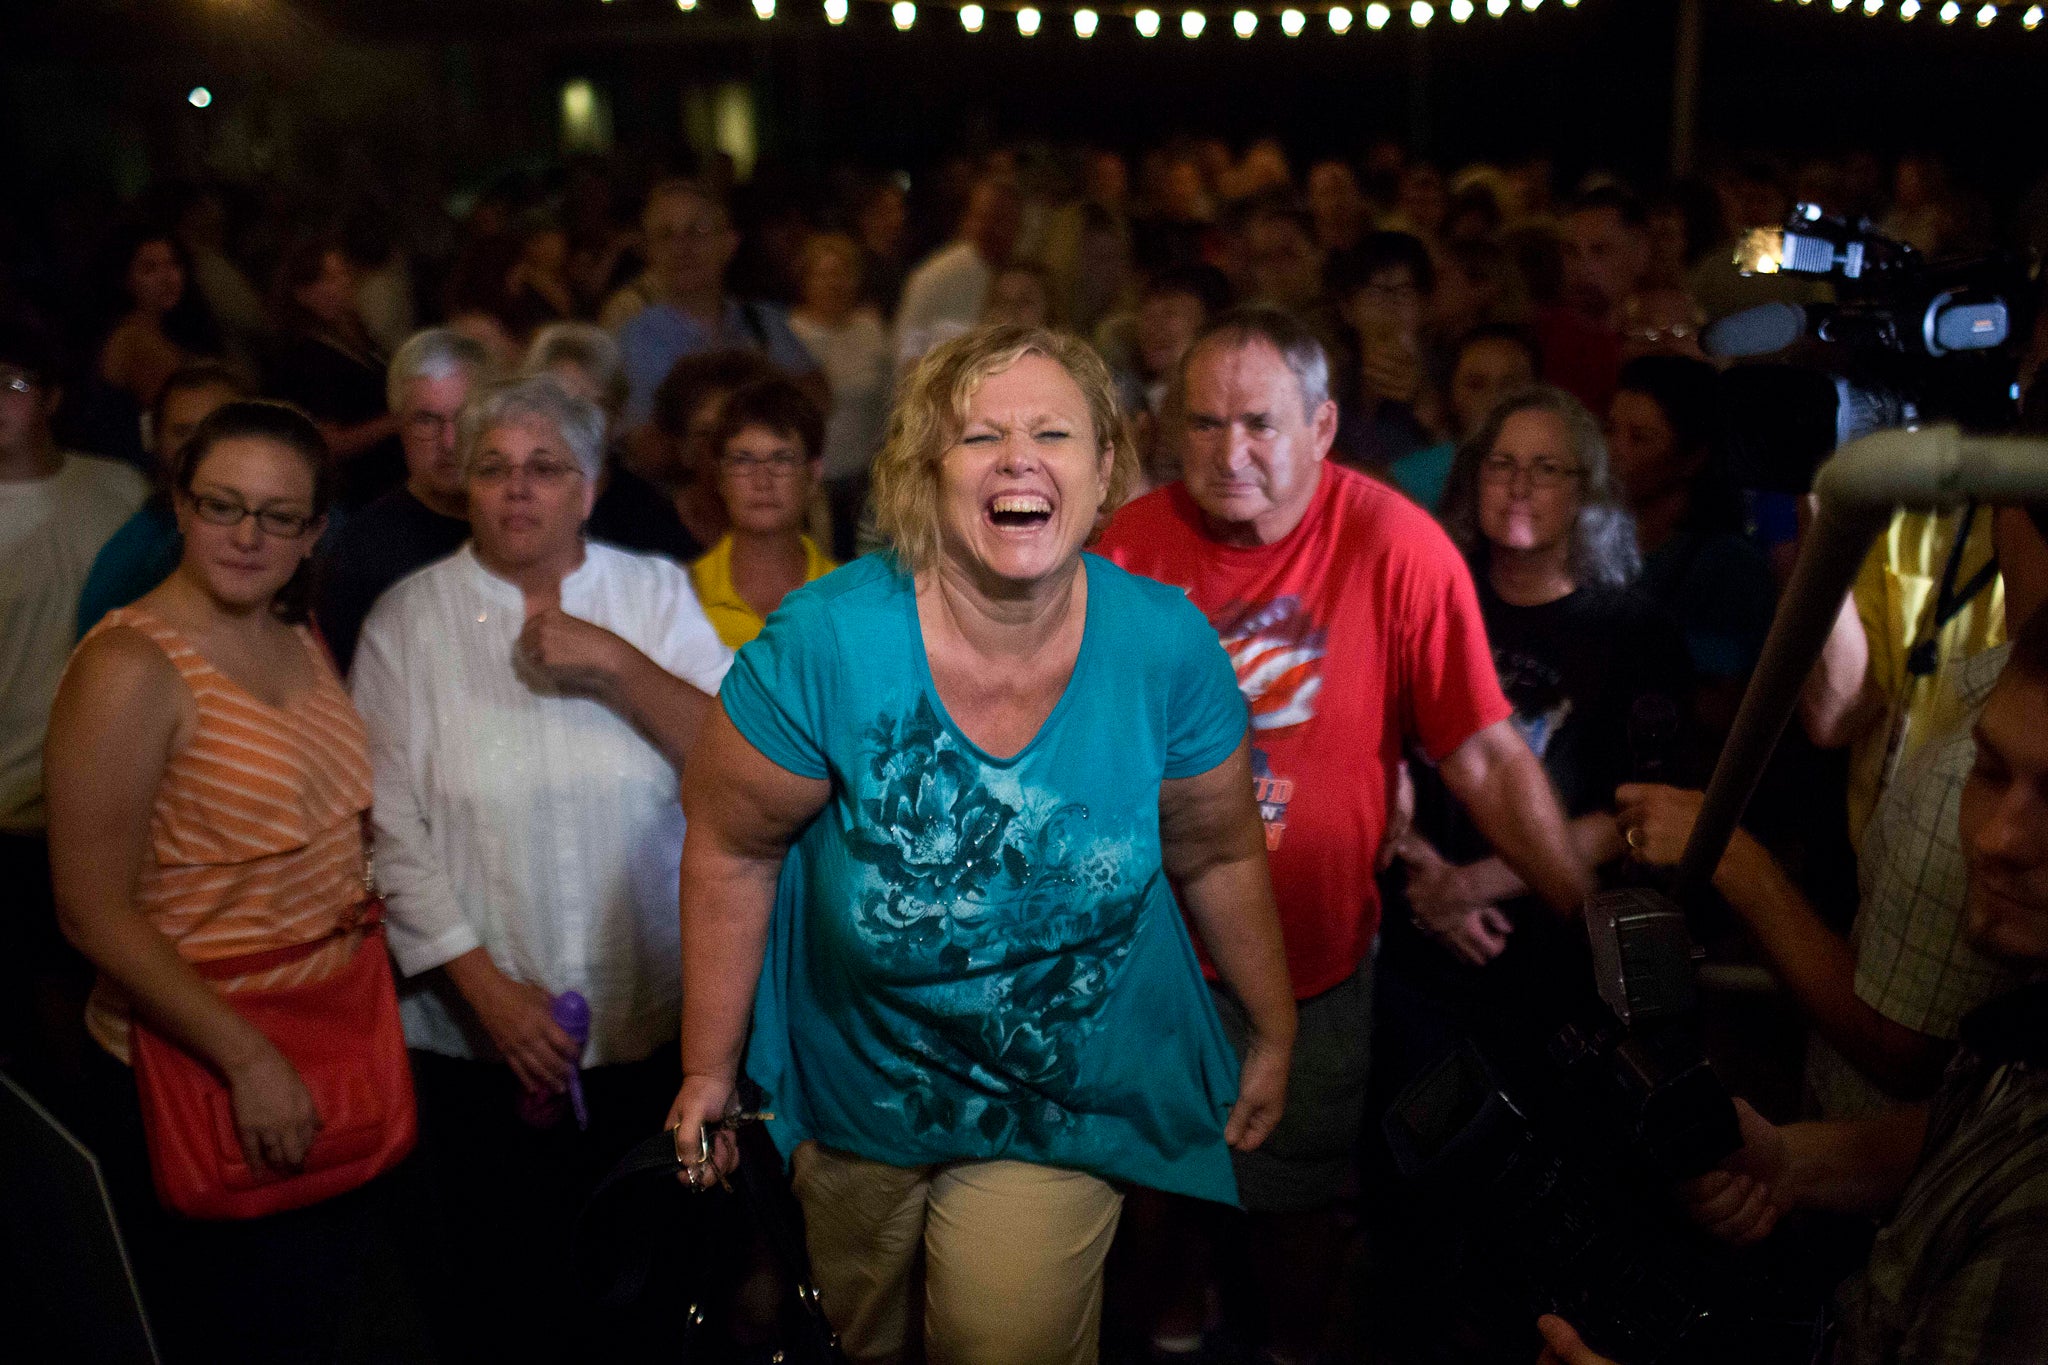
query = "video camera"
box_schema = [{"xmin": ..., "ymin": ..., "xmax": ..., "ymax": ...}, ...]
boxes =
[
  {"xmin": 1702, "ymin": 203, "xmax": 2028, "ymax": 494},
  {"xmin": 1383, "ymin": 890, "xmax": 1827, "ymax": 1365}
]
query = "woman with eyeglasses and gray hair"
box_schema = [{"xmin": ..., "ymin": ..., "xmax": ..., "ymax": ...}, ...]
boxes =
[
  {"xmin": 349, "ymin": 373, "xmax": 731, "ymax": 1359},
  {"xmin": 1380, "ymin": 383, "xmax": 1693, "ymax": 1094},
  {"xmin": 666, "ymin": 324, "xmax": 1294, "ymax": 1365}
]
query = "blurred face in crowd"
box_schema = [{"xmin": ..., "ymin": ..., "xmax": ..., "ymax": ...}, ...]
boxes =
[
  {"xmin": 1645, "ymin": 203, "xmax": 1691, "ymax": 284},
  {"xmin": 1136, "ymin": 288, "xmax": 1207, "ymax": 381},
  {"xmin": 643, "ymin": 187, "xmax": 738, "ymax": 299},
  {"xmin": 153, "ymin": 381, "xmax": 242, "ymax": 465},
  {"xmin": 1246, "ymin": 214, "xmax": 1321, "ymax": 311},
  {"xmin": 1161, "ymin": 160, "xmax": 1209, "ymax": 222},
  {"xmin": 962, "ymin": 181, "xmax": 1024, "ymax": 266},
  {"xmin": 1564, "ymin": 206, "xmax": 1651, "ymax": 323},
  {"xmin": 397, "ymin": 367, "xmax": 477, "ymax": 515},
  {"xmin": 543, "ymin": 360, "xmax": 620, "ymax": 429},
  {"xmin": 293, "ymin": 250, "xmax": 359, "ymax": 331},
  {"xmin": 1960, "ymin": 667, "xmax": 2048, "ymax": 965},
  {"xmin": 1180, "ymin": 336, "xmax": 1335, "ymax": 547},
  {"xmin": 1084, "ymin": 151, "xmax": 1129, "ymax": 209},
  {"xmin": 1621, "ymin": 288, "xmax": 1707, "ymax": 362},
  {"xmin": 467, "ymin": 417, "xmax": 594, "ymax": 576},
  {"xmin": 128, "ymin": 239, "xmax": 186, "ymax": 316},
  {"xmin": 1605, "ymin": 388, "xmax": 1695, "ymax": 508},
  {"xmin": 1307, "ymin": 162, "xmax": 1365, "ymax": 235},
  {"xmin": 0, "ymin": 364, "xmax": 57, "ymax": 459},
  {"xmin": 717, "ymin": 423, "xmax": 818, "ymax": 538},
  {"xmin": 938, "ymin": 353, "xmax": 1110, "ymax": 591},
  {"xmin": 521, "ymin": 226, "xmax": 569, "ymax": 276},
  {"xmin": 1343, "ymin": 265, "xmax": 1426, "ymax": 347},
  {"xmin": 175, "ymin": 438, "xmax": 323, "ymax": 614},
  {"xmin": 983, "ymin": 267, "xmax": 1052, "ymax": 329},
  {"xmin": 1448, "ymin": 337, "xmax": 1536, "ymax": 440},
  {"xmin": 858, "ymin": 185, "xmax": 908, "ymax": 257},
  {"xmin": 1396, "ymin": 165, "xmax": 1448, "ymax": 238},
  {"xmin": 800, "ymin": 239, "xmax": 864, "ymax": 321},
  {"xmin": 1477, "ymin": 407, "xmax": 1583, "ymax": 566}
]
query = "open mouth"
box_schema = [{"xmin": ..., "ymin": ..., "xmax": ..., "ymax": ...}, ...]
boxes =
[{"xmin": 987, "ymin": 492, "xmax": 1054, "ymax": 530}]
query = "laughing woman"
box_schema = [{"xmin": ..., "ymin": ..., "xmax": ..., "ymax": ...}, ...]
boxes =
[{"xmin": 667, "ymin": 324, "xmax": 1296, "ymax": 1365}]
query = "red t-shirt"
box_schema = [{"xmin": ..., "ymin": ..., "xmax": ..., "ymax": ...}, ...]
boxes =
[{"xmin": 1095, "ymin": 463, "xmax": 1512, "ymax": 999}]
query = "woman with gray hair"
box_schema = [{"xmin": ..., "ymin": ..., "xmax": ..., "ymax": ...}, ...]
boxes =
[
  {"xmin": 349, "ymin": 373, "xmax": 731, "ymax": 1359},
  {"xmin": 1384, "ymin": 381, "xmax": 1693, "ymax": 1052},
  {"xmin": 667, "ymin": 324, "xmax": 1294, "ymax": 1365}
]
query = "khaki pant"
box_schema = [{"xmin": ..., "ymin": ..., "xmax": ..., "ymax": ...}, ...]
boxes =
[{"xmin": 791, "ymin": 1142, "xmax": 1123, "ymax": 1365}]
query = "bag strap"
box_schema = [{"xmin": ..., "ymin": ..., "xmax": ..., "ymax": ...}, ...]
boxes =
[{"xmin": 185, "ymin": 900, "xmax": 385, "ymax": 982}]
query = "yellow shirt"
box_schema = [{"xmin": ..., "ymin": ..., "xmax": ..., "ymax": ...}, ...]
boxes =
[
  {"xmin": 1845, "ymin": 507, "xmax": 2005, "ymax": 845},
  {"xmin": 690, "ymin": 534, "xmax": 840, "ymax": 649}
]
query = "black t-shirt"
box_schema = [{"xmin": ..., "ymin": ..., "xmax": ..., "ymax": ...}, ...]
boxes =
[
  {"xmin": 312, "ymin": 487, "xmax": 469, "ymax": 675},
  {"xmin": 268, "ymin": 331, "xmax": 403, "ymax": 508},
  {"xmin": 587, "ymin": 463, "xmax": 702, "ymax": 567}
]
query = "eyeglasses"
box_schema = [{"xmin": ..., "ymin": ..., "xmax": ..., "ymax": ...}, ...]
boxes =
[
  {"xmin": 0, "ymin": 372, "xmax": 37, "ymax": 397},
  {"xmin": 1479, "ymin": 455, "xmax": 1583, "ymax": 490},
  {"xmin": 720, "ymin": 450, "xmax": 806, "ymax": 479},
  {"xmin": 185, "ymin": 491, "xmax": 317, "ymax": 538},
  {"xmin": 470, "ymin": 458, "xmax": 585, "ymax": 487}
]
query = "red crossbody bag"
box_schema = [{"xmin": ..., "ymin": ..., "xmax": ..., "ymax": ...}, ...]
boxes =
[{"xmin": 128, "ymin": 898, "xmax": 417, "ymax": 1220}]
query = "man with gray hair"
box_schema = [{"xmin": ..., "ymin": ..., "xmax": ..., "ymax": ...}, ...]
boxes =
[
  {"xmin": 314, "ymin": 326, "xmax": 494, "ymax": 671},
  {"xmin": 1096, "ymin": 306, "xmax": 1590, "ymax": 1365}
]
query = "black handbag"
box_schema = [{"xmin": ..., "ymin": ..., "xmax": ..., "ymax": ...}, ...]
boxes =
[{"xmin": 574, "ymin": 1119, "xmax": 848, "ymax": 1365}]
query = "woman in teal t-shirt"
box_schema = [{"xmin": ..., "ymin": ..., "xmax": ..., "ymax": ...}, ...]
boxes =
[{"xmin": 667, "ymin": 325, "xmax": 1296, "ymax": 1365}]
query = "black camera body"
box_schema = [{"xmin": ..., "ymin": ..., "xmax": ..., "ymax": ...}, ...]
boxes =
[{"xmin": 1383, "ymin": 890, "xmax": 1821, "ymax": 1365}]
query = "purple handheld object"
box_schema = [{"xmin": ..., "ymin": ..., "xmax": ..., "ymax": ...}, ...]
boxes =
[{"xmin": 553, "ymin": 991, "xmax": 591, "ymax": 1130}]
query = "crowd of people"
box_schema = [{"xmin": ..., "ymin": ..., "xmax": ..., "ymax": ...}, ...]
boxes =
[{"xmin": 3, "ymin": 133, "xmax": 2047, "ymax": 1365}]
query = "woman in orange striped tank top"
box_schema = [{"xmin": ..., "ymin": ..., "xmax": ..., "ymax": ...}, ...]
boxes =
[{"xmin": 44, "ymin": 401, "xmax": 419, "ymax": 1362}]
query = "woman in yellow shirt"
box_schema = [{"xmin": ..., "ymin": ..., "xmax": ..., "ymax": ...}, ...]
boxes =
[{"xmin": 690, "ymin": 376, "xmax": 840, "ymax": 648}]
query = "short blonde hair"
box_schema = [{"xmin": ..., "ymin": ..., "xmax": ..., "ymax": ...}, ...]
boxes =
[{"xmin": 871, "ymin": 324, "xmax": 1137, "ymax": 576}]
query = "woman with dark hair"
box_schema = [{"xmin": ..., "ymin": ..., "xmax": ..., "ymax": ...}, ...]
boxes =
[
  {"xmin": 1607, "ymin": 354, "xmax": 1779, "ymax": 699},
  {"xmin": 98, "ymin": 230, "xmax": 222, "ymax": 414},
  {"xmin": 46, "ymin": 401, "xmax": 415, "ymax": 1362},
  {"xmin": 266, "ymin": 237, "xmax": 403, "ymax": 506}
]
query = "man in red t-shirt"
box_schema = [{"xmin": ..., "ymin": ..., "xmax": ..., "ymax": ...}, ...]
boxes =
[{"xmin": 1096, "ymin": 307, "xmax": 1590, "ymax": 1364}]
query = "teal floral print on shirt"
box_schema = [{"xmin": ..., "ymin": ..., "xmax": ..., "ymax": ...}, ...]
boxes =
[{"xmin": 845, "ymin": 695, "xmax": 1145, "ymax": 1148}]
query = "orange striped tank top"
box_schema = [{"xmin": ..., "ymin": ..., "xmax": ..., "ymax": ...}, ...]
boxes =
[{"xmin": 79, "ymin": 606, "xmax": 375, "ymax": 1062}]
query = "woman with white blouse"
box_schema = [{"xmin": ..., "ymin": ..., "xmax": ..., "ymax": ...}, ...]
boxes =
[
  {"xmin": 350, "ymin": 374, "xmax": 730, "ymax": 1362},
  {"xmin": 787, "ymin": 232, "xmax": 891, "ymax": 557}
]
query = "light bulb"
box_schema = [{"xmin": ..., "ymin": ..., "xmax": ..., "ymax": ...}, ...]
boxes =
[
  {"xmin": 1018, "ymin": 5, "xmax": 1041, "ymax": 34},
  {"xmin": 1281, "ymin": 7, "xmax": 1306, "ymax": 33},
  {"xmin": 892, "ymin": 0, "xmax": 915, "ymax": 28},
  {"xmin": 751, "ymin": 0, "xmax": 774, "ymax": 18},
  {"xmin": 1411, "ymin": 0, "xmax": 1435, "ymax": 23},
  {"xmin": 824, "ymin": 0, "xmax": 848, "ymax": 20},
  {"xmin": 1900, "ymin": 0, "xmax": 1921, "ymax": 14},
  {"xmin": 1075, "ymin": 7, "xmax": 1099, "ymax": 34},
  {"xmin": 1487, "ymin": 0, "xmax": 1508, "ymax": 15},
  {"xmin": 1329, "ymin": 6, "xmax": 1355, "ymax": 29},
  {"xmin": 1976, "ymin": 1, "xmax": 1997, "ymax": 22},
  {"xmin": 187, "ymin": 86, "xmax": 213, "ymax": 109},
  {"xmin": 1233, "ymin": 9, "xmax": 1257, "ymax": 35},
  {"xmin": 1136, "ymin": 7, "xmax": 1161, "ymax": 33},
  {"xmin": 1182, "ymin": 8, "xmax": 1206, "ymax": 35},
  {"xmin": 2026, "ymin": 4, "xmax": 2045, "ymax": 27},
  {"xmin": 1939, "ymin": 1, "xmax": 1960, "ymax": 21},
  {"xmin": 1366, "ymin": 1, "xmax": 1392, "ymax": 26},
  {"xmin": 961, "ymin": 3, "xmax": 985, "ymax": 29},
  {"xmin": 1450, "ymin": 0, "xmax": 1473, "ymax": 17}
]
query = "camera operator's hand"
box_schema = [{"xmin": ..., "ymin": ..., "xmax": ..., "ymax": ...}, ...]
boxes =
[
  {"xmin": 1679, "ymin": 1098, "xmax": 1790, "ymax": 1246},
  {"xmin": 1613, "ymin": 782, "xmax": 1703, "ymax": 868},
  {"xmin": 1536, "ymin": 1315, "xmax": 1625, "ymax": 1365}
]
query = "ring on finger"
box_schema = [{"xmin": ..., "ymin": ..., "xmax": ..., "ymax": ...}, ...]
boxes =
[{"xmin": 1625, "ymin": 825, "xmax": 1647, "ymax": 853}]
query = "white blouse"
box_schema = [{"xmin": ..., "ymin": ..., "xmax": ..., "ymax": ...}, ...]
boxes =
[{"xmin": 352, "ymin": 542, "xmax": 731, "ymax": 1066}]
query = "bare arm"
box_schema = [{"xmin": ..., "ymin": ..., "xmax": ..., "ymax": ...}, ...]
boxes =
[
  {"xmin": 1800, "ymin": 590, "xmax": 1885, "ymax": 750},
  {"xmin": 317, "ymin": 413, "xmax": 403, "ymax": 464},
  {"xmin": 47, "ymin": 629, "xmax": 321, "ymax": 1172},
  {"xmin": 666, "ymin": 704, "xmax": 831, "ymax": 1176},
  {"xmin": 1438, "ymin": 718, "xmax": 1593, "ymax": 918},
  {"xmin": 1160, "ymin": 739, "xmax": 1298, "ymax": 1151},
  {"xmin": 516, "ymin": 607, "xmax": 713, "ymax": 769},
  {"xmin": 1617, "ymin": 783, "xmax": 1954, "ymax": 1100},
  {"xmin": 1456, "ymin": 812, "xmax": 1623, "ymax": 905},
  {"xmin": 1685, "ymin": 1097, "xmax": 1929, "ymax": 1245}
]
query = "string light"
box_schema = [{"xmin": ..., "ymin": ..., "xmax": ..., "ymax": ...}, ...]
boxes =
[
  {"xmin": 1281, "ymin": 7, "xmax": 1306, "ymax": 33},
  {"xmin": 1939, "ymin": 1, "xmax": 1959, "ymax": 21},
  {"xmin": 1900, "ymin": 0, "xmax": 1920, "ymax": 15},
  {"xmin": 1135, "ymin": 7, "xmax": 1161, "ymax": 33},
  {"xmin": 1411, "ymin": 0, "xmax": 1434, "ymax": 24},
  {"xmin": 960, "ymin": 3, "xmax": 984, "ymax": 29},
  {"xmin": 1975, "ymin": 1, "xmax": 1996, "ymax": 21},
  {"xmin": 750, "ymin": 0, "xmax": 773, "ymax": 18},
  {"xmin": 892, "ymin": 0, "xmax": 915, "ymax": 28},
  {"xmin": 1862, "ymin": 0, "xmax": 1883, "ymax": 13},
  {"xmin": 1074, "ymin": 6, "xmax": 1098, "ymax": 34},
  {"xmin": 1521, "ymin": 0, "xmax": 1541, "ymax": 10},
  {"xmin": 1487, "ymin": 0, "xmax": 1509, "ymax": 14},
  {"xmin": 1017, "ymin": 5, "xmax": 1041, "ymax": 33},
  {"xmin": 187, "ymin": 86, "xmax": 213, "ymax": 108},
  {"xmin": 1234, "ymin": 9, "xmax": 1257, "ymax": 34},
  {"xmin": 1182, "ymin": 8, "xmax": 1205, "ymax": 35},
  {"xmin": 1329, "ymin": 5, "xmax": 1354, "ymax": 29},
  {"xmin": 1830, "ymin": 0, "xmax": 1851, "ymax": 11},
  {"xmin": 1450, "ymin": 0, "xmax": 1473, "ymax": 18},
  {"xmin": 823, "ymin": 0, "xmax": 848, "ymax": 21},
  {"xmin": 2028, "ymin": 5, "xmax": 2045, "ymax": 29},
  {"xmin": 675, "ymin": 0, "xmax": 696, "ymax": 12},
  {"xmin": 1366, "ymin": 1, "xmax": 1391, "ymax": 26}
]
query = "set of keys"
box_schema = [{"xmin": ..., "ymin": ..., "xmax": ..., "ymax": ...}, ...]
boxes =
[{"xmin": 670, "ymin": 1110, "xmax": 775, "ymax": 1192}]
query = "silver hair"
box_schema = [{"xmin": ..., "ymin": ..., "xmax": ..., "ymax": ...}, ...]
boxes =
[
  {"xmin": 522, "ymin": 322, "xmax": 629, "ymax": 422},
  {"xmin": 385, "ymin": 327, "xmax": 492, "ymax": 414},
  {"xmin": 1438, "ymin": 383, "xmax": 1643, "ymax": 592},
  {"xmin": 458, "ymin": 374, "xmax": 607, "ymax": 483},
  {"xmin": 1178, "ymin": 306, "xmax": 1332, "ymax": 421}
]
